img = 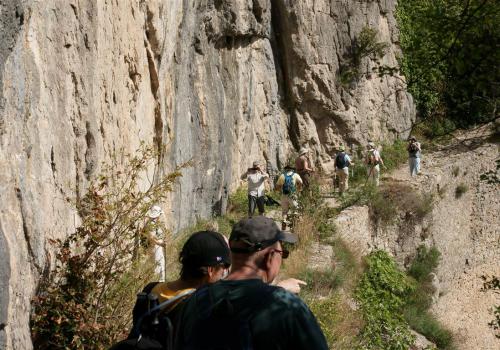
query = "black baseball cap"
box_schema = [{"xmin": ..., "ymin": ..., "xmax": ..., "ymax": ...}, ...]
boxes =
[
  {"xmin": 180, "ymin": 231, "xmax": 231, "ymax": 268},
  {"xmin": 229, "ymin": 216, "xmax": 298, "ymax": 253}
]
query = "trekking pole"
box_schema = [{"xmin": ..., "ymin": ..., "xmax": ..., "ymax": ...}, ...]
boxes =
[{"xmin": 364, "ymin": 165, "xmax": 374, "ymax": 186}]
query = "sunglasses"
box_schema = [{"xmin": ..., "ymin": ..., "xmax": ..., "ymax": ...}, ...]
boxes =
[{"xmin": 272, "ymin": 249, "xmax": 289, "ymax": 259}]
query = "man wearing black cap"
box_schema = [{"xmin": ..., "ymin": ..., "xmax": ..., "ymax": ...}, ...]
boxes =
[
  {"xmin": 125, "ymin": 231, "xmax": 231, "ymax": 345},
  {"xmin": 174, "ymin": 217, "xmax": 328, "ymax": 350}
]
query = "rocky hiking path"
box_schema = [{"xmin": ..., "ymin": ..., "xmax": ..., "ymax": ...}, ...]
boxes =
[
  {"xmin": 391, "ymin": 127, "xmax": 499, "ymax": 350},
  {"xmin": 325, "ymin": 124, "xmax": 499, "ymax": 350}
]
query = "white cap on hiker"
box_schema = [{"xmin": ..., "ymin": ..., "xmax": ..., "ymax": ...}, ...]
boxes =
[
  {"xmin": 338, "ymin": 145, "xmax": 345, "ymax": 152},
  {"xmin": 299, "ymin": 147, "xmax": 309, "ymax": 155},
  {"xmin": 367, "ymin": 142, "xmax": 375, "ymax": 149},
  {"xmin": 148, "ymin": 205, "xmax": 163, "ymax": 219}
]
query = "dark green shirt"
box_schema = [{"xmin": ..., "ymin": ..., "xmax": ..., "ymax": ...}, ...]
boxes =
[{"xmin": 175, "ymin": 279, "xmax": 328, "ymax": 350}]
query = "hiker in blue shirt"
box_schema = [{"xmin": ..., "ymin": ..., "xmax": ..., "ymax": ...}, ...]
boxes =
[
  {"xmin": 275, "ymin": 164, "xmax": 303, "ymax": 230},
  {"xmin": 334, "ymin": 145, "xmax": 353, "ymax": 195}
]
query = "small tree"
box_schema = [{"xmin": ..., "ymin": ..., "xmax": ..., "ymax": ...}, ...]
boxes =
[
  {"xmin": 31, "ymin": 143, "xmax": 184, "ymax": 349},
  {"xmin": 339, "ymin": 26, "xmax": 390, "ymax": 87}
]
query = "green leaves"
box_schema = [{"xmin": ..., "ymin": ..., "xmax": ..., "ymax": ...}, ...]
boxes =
[
  {"xmin": 339, "ymin": 26, "xmax": 390, "ymax": 87},
  {"xmin": 355, "ymin": 251, "xmax": 416, "ymax": 350},
  {"xmin": 397, "ymin": 0, "xmax": 499, "ymax": 126}
]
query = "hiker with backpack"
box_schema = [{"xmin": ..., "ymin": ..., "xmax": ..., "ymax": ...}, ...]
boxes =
[
  {"xmin": 365, "ymin": 142, "xmax": 384, "ymax": 186},
  {"xmin": 111, "ymin": 231, "xmax": 231, "ymax": 350},
  {"xmin": 173, "ymin": 216, "xmax": 329, "ymax": 350},
  {"xmin": 295, "ymin": 147, "xmax": 314, "ymax": 189},
  {"xmin": 407, "ymin": 136, "xmax": 422, "ymax": 176},
  {"xmin": 275, "ymin": 164, "xmax": 303, "ymax": 230},
  {"xmin": 241, "ymin": 161, "xmax": 270, "ymax": 217},
  {"xmin": 334, "ymin": 146, "xmax": 353, "ymax": 195}
]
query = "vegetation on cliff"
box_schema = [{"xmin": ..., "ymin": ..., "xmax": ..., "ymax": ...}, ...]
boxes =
[{"xmin": 31, "ymin": 145, "xmax": 184, "ymax": 349}]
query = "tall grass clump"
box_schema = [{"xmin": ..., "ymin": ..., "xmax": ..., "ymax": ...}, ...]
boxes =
[
  {"xmin": 31, "ymin": 144, "xmax": 184, "ymax": 349},
  {"xmin": 404, "ymin": 245, "xmax": 454, "ymax": 349}
]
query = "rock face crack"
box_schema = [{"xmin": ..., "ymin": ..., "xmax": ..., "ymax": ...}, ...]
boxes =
[
  {"xmin": 143, "ymin": 4, "xmax": 163, "ymax": 165},
  {"xmin": 15, "ymin": 188, "xmax": 40, "ymax": 274}
]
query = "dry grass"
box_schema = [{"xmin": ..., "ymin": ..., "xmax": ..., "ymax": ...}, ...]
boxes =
[
  {"xmin": 372, "ymin": 181, "xmax": 435, "ymax": 226},
  {"xmin": 281, "ymin": 214, "xmax": 316, "ymax": 279}
]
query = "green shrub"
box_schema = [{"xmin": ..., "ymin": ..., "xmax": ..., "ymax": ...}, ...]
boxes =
[
  {"xmin": 370, "ymin": 189, "xmax": 399, "ymax": 226},
  {"xmin": 408, "ymin": 245, "xmax": 441, "ymax": 282},
  {"xmin": 339, "ymin": 26, "xmax": 389, "ymax": 87},
  {"xmin": 305, "ymin": 294, "xmax": 342, "ymax": 346},
  {"xmin": 404, "ymin": 246, "xmax": 454, "ymax": 349},
  {"xmin": 301, "ymin": 269, "xmax": 344, "ymax": 296},
  {"xmin": 381, "ymin": 139, "xmax": 408, "ymax": 172},
  {"xmin": 452, "ymin": 166, "xmax": 460, "ymax": 177},
  {"xmin": 404, "ymin": 307, "xmax": 454, "ymax": 349},
  {"xmin": 339, "ymin": 183, "xmax": 378, "ymax": 210},
  {"xmin": 227, "ymin": 186, "xmax": 248, "ymax": 216},
  {"xmin": 31, "ymin": 144, "xmax": 183, "ymax": 349},
  {"xmin": 455, "ymin": 183, "xmax": 468, "ymax": 198},
  {"xmin": 355, "ymin": 251, "xmax": 416, "ymax": 349}
]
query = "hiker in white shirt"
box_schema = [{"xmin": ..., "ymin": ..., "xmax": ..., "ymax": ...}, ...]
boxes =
[
  {"xmin": 241, "ymin": 161, "xmax": 269, "ymax": 217},
  {"xmin": 365, "ymin": 142, "xmax": 384, "ymax": 186}
]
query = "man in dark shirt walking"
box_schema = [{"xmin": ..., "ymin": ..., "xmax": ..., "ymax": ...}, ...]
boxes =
[{"xmin": 174, "ymin": 216, "xmax": 328, "ymax": 350}]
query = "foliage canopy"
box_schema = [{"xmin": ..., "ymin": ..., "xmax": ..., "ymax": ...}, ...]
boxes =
[{"xmin": 397, "ymin": 0, "xmax": 499, "ymax": 127}]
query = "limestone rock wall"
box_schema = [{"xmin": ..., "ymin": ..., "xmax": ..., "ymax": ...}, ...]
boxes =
[
  {"xmin": 272, "ymin": 0, "xmax": 415, "ymax": 162},
  {"xmin": 0, "ymin": 0, "xmax": 414, "ymax": 348}
]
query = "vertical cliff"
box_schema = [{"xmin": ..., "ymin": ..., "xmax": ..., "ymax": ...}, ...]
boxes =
[{"xmin": 0, "ymin": 1, "xmax": 414, "ymax": 348}]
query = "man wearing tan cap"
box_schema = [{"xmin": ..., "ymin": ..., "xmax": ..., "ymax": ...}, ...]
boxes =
[{"xmin": 174, "ymin": 217, "xmax": 328, "ymax": 350}]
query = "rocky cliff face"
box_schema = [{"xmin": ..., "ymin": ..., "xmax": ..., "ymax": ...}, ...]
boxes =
[{"xmin": 0, "ymin": 1, "xmax": 414, "ymax": 348}]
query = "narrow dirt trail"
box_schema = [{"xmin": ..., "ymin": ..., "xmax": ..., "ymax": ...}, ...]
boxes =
[{"xmin": 395, "ymin": 129, "xmax": 500, "ymax": 350}]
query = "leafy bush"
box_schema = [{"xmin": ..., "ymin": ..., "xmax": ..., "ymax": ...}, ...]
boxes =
[
  {"xmin": 455, "ymin": 183, "xmax": 468, "ymax": 198},
  {"xmin": 397, "ymin": 0, "xmax": 499, "ymax": 126},
  {"xmin": 408, "ymin": 246, "xmax": 441, "ymax": 282},
  {"xmin": 355, "ymin": 250, "xmax": 416, "ymax": 349},
  {"xmin": 305, "ymin": 295, "xmax": 342, "ymax": 346},
  {"xmin": 31, "ymin": 144, "xmax": 183, "ymax": 349},
  {"xmin": 227, "ymin": 186, "xmax": 248, "ymax": 216},
  {"xmin": 405, "ymin": 246, "xmax": 454, "ymax": 349},
  {"xmin": 404, "ymin": 307, "xmax": 454, "ymax": 349},
  {"xmin": 370, "ymin": 189, "xmax": 399, "ymax": 226},
  {"xmin": 381, "ymin": 139, "xmax": 409, "ymax": 172},
  {"xmin": 339, "ymin": 183, "xmax": 378, "ymax": 210},
  {"xmin": 371, "ymin": 184, "xmax": 435, "ymax": 225},
  {"xmin": 301, "ymin": 269, "xmax": 344, "ymax": 296},
  {"xmin": 339, "ymin": 26, "xmax": 389, "ymax": 87}
]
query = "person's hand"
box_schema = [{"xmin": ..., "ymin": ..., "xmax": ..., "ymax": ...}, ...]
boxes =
[{"xmin": 276, "ymin": 278, "xmax": 307, "ymax": 294}]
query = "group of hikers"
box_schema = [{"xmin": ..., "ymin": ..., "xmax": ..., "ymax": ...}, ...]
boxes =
[
  {"xmin": 111, "ymin": 137, "xmax": 422, "ymax": 350},
  {"xmin": 241, "ymin": 137, "xmax": 422, "ymax": 228}
]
